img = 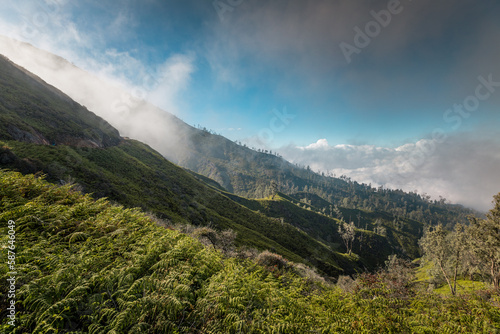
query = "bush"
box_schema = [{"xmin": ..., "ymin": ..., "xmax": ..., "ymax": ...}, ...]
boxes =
[
  {"xmin": 191, "ymin": 226, "xmax": 237, "ymax": 255},
  {"xmin": 337, "ymin": 275, "xmax": 356, "ymax": 293},
  {"xmin": 256, "ymin": 250, "xmax": 290, "ymax": 271}
]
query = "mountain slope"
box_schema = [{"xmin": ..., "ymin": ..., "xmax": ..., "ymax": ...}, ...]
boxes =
[
  {"xmin": 0, "ymin": 53, "xmax": 373, "ymax": 276},
  {"xmin": 0, "ymin": 138, "xmax": 356, "ymax": 276},
  {"xmin": 3, "ymin": 171, "xmax": 499, "ymax": 333},
  {"xmin": 0, "ymin": 38, "xmax": 478, "ymax": 228},
  {"xmin": 0, "ymin": 55, "xmax": 120, "ymax": 148},
  {"xmin": 181, "ymin": 128, "xmax": 478, "ymax": 227},
  {"xmin": 0, "ymin": 48, "xmax": 473, "ymax": 278}
]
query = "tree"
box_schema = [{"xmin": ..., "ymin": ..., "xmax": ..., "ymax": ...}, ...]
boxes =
[
  {"xmin": 419, "ymin": 224, "xmax": 467, "ymax": 295},
  {"xmin": 467, "ymin": 193, "xmax": 500, "ymax": 290},
  {"xmin": 374, "ymin": 219, "xmax": 387, "ymax": 237},
  {"xmin": 333, "ymin": 205, "xmax": 344, "ymax": 221},
  {"xmin": 271, "ymin": 180, "xmax": 278, "ymax": 199},
  {"xmin": 338, "ymin": 221, "xmax": 356, "ymax": 255}
]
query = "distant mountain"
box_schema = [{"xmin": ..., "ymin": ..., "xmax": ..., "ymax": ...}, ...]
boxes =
[
  {"xmin": 0, "ymin": 51, "xmax": 404, "ymax": 277},
  {"xmin": 0, "ymin": 37, "xmax": 477, "ymax": 230},
  {"xmin": 0, "ymin": 42, "xmax": 480, "ymax": 281}
]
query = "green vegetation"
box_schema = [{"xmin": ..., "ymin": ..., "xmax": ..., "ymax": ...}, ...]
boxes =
[
  {"xmin": 0, "ymin": 139, "xmax": 359, "ymax": 277},
  {"xmin": 226, "ymin": 192, "xmax": 422, "ymax": 267},
  {"xmin": 0, "ymin": 55, "xmax": 119, "ymax": 148},
  {"xmin": 0, "ymin": 52, "xmax": 480, "ymax": 278},
  {"xmin": 2, "ymin": 51, "xmax": 499, "ymax": 332},
  {"xmin": 2, "ymin": 171, "xmax": 500, "ymax": 333},
  {"xmin": 434, "ymin": 280, "xmax": 488, "ymax": 295},
  {"xmin": 420, "ymin": 194, "xmax": 500, "ymax": 295},
  {"xmin": 182, "ymin": 127, "xmax": 479, "ymax": 229}
]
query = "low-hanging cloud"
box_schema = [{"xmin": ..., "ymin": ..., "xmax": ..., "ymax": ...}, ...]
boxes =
[
  {"xmin": 0, "ymin": 0, "xmax": 198, "ymax": 163},
  {"xmin": 1, "ymin": 0, "xmax": 499, "ymax": 214},
  {"xmin": 0, "ymin": 35, "xmax": 196, "ymax": 163},
  {"xmin": 279, "ymin": 133, "xmax": 500, "ymax": 212}
]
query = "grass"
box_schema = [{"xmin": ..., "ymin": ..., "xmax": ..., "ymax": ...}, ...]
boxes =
[
  {"xmin": 415, "ymin": 259, "xmax": 489, "ymax": 295},
  {"xmin": 434, "ymin": 280, "xmax": 488, "ymax": 295}
]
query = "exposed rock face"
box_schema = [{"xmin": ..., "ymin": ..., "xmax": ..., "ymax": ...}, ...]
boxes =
[{"xmin": 6, "ymin": 125, "xmax": 50, "ymax": 145}]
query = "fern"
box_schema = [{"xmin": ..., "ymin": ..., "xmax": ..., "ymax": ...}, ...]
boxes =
[{"xmin": 1, "ymin": 170, "xmax": 500, "ymax": 333}]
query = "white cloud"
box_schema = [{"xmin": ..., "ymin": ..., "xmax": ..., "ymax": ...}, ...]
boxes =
[
  {"xmin": 0, "ymin": 35, "xmax": 196, "ymax": 164},
  {"xmin": 0, "ymin": 1, "xmax": 198, "ymax": 161},
  {"xmin": 280, "ymin": 133, "xmax": 500, "ymax": 212},
  {"xmin": 148, "ymin": 54, "xmax": 196, "ymax": 115},
  {"xmin": 302, "ymin": 138, "xmax": 329, "ymax": 150}
]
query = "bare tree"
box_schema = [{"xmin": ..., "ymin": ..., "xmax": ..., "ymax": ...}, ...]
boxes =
[{"xmin": 339, "ymin": 221, "xmax": 356, "ymax": 255}]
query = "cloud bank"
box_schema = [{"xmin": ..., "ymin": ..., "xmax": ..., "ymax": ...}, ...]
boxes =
[
  {"xmin": 279, "ymin": 133, "xmax": 500, "ymax": 212},
  {"xmin": 0, "ymin": 36, "xmax": 195, "ymax": 163}
]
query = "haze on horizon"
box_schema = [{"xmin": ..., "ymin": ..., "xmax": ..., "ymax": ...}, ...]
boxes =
[{"xmin": 0, "ymin": 0, "xmax": 499, "ymax": 212}]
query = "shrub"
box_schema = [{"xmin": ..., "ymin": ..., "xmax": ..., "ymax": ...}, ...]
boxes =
[
  {"xmin": 337, "ymin": 275, "xmax": 356, "ymax": 293},
  {"xmin": 256, "ymin": 250, "xmax": 290, "ymax": 271}
]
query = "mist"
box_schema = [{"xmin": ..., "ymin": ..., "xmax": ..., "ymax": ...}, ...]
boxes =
[
  {"xmin": 0, "ymin": 36, "xmax": 194, "ymax": 164},
  {"xmin": 279, "ymin": 133, "xmax": 500, "ymax": 212}
]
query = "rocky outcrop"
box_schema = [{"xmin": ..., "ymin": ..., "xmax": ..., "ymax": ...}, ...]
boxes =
[{"xmin": 6, "ymin": 125, "xmax": 50, "ymax": 145}]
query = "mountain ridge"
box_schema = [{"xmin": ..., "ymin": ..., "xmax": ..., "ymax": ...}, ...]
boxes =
[
  {"xmin": 0, "ymin": 54, "xmax": 367, "ymax": 276},
  {"xmin": 0, "ymin": 47, "xmax": 478, "ymax": 277},
  {"xmin": 0, "ymin": 37, "xmax": 481, "ymax": 223},
  {"xmin": 0, "ymin": 54, "xmax": 120, "ymax": 148}
]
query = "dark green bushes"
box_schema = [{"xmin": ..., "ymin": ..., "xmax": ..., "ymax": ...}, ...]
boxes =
[{"xmin": 1, "ymin": 171, "xmax": 499, "ymax": 333}]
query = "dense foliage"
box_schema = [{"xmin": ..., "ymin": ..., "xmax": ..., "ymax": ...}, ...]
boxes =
[
  {"xmin": 182, "ymin": 128, "xmax": 478, "ymax": 228},
  {"xmin": 0, "ymin": 139, "xmax": 362, "ymax": 277},
  {"xmin": 1, "ymin": 171, "xmax": 499, "ymax": 333},
  {"xmin": 421, "ymin": 194, "xmax": 500, "ymax": 294}
]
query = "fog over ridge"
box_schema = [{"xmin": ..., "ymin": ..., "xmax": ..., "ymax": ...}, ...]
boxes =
[{"xmin": 1, "ymin": 35, "xmax": 499, "ymax": 212}]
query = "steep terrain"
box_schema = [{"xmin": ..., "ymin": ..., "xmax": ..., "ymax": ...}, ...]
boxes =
[
  {"xmin": 0, "ymin": 38, "xmax": 478, "ymax": 229},
  {"xmin": 0, "ymin": 53, "xmax": 400, "ymax": 276},
  {"xmin": 0, "ymin": 52, "xmax": 473, "ymax": 276},
  {"xmin": 0, "ymin": 55, "xmax": 120, "ymax": 148},
  {"xmin": 2, "ymin": 171, "xmax": 499, "ymax": 333}
]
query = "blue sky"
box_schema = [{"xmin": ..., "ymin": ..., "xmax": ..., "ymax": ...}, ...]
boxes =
[
  {"xmin": 1, "ymin": 0, "xmax": 500, "ymax": 210},
  {"xmin": 2, "ymin": 0, "xmax": 499, "ymax": 148}
]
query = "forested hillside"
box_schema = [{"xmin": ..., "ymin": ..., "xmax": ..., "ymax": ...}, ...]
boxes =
[
  {"xmin": 180, "ymin": 127, "xmax": 479, "ymax": 227},
  {"xmin": 1, "ymin": 171, "xmax": 499, "ymax": 333},
  {"xmin": 1, "ymin": 54, "xmax": 410, "ymax": 276}
]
